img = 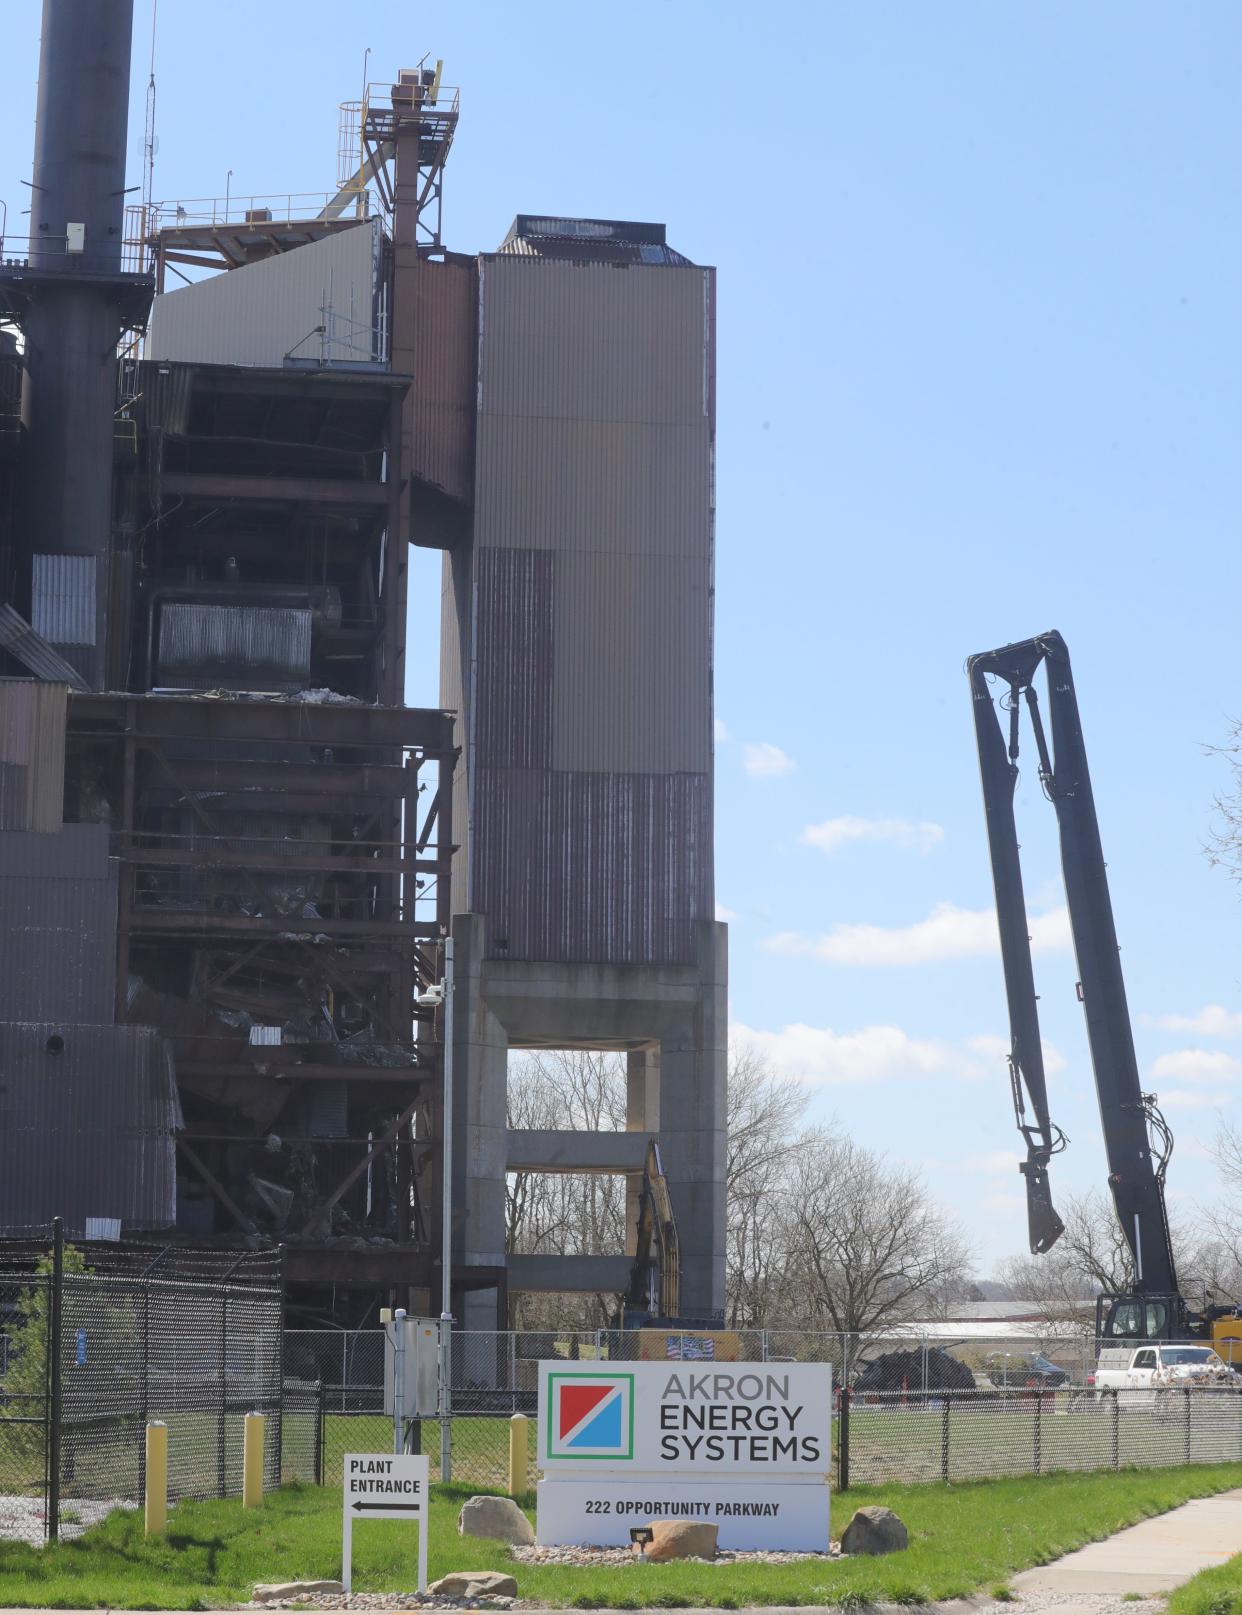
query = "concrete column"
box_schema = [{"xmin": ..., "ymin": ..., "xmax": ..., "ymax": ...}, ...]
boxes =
[
  {"xmin": 656, "ymin": 922, "xmax": 727, "ymax": 1316},
  {"xmin": 625, "ymin": 1048, "xmax": 660, "ymax": 1258},
  {"xmin": 451, "ymin": 913, "xmax": 508, "ymax": 1340}
]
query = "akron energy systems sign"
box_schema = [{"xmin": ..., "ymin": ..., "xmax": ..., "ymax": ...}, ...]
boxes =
[{"xmin": 537, "ymin": 1362, "xmax": 833, "ymax": 1549}]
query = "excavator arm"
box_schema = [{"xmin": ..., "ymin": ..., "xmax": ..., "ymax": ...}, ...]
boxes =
[
  {"xmin": 627, "ymin": 1140, "xmax": 681, "ymax": 1319},
  {"xmin": 969, "ymin": 632, "xmax": 1178, "ymax": 1301}
]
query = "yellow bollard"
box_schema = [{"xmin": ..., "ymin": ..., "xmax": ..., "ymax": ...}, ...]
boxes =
[
  {"xmin": 145, "ymin": 1421, "xmax": 168, "ymax": 1536},
  {"xmin": 508, "ymin": 1413, "xmax": 529, "ymax": 1498},
  {"xmin": 243, "ymin": 1412, "xmax": 265, "ymax": 1508}
]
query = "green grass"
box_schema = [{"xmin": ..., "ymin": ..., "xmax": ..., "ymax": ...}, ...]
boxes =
[
  {"xmin": 1168, "ymin": 1550, "xmax": 1242, "ymax": 1615},
  {"xmin": 1, "ymin": 1465, "xmax": 1241, "ymax": 1609}
]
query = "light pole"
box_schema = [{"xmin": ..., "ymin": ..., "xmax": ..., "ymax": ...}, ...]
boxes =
[{"xmin": 417, "ymin": 935, "xmax": 455, "ymax": 1481}]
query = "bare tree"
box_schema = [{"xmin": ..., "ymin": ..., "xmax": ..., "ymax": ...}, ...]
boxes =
[
  {"xmin": 725, "ymin": 1044, "xmax": 819, "ymax": 1328},
  {"xmin": 1207, "ymin": 721, "xmax": 1242, "ymax": 886},
  {"xmin": 775, "ymin": 1135, "xmax": 971, "ymax": 1337}
]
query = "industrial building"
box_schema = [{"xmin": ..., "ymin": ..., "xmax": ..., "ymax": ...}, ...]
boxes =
[{"xmin": 0, "ymin": 0, "xmax": 723, "ymax": 1327}]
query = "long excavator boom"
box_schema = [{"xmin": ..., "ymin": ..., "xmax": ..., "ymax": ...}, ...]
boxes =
[{"xmin": 969, "ymin": 631, "xmax": 1178, "ymax": 1300}]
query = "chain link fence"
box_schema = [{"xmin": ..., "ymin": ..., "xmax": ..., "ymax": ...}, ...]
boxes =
[
  {"xmin": 840, "ymin": 1385, "xmax": 1242, "ymax": 1487},
  {"xmin": 0, "ymin": 1227, "xmax": 284, "ymax": 1543}
]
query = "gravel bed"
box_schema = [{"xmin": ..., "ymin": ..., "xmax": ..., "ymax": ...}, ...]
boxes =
[
  {"xmin": 0, "ymin": 1492, "xmax": 136, "ymax": 1546},
  {"xmin": 512, "ymin": 1543, "xmax": 843, "ymax": 1566},
  {"xmin": 250, "ymin": 1600, "xmax": 515, "ymax": 1611}
]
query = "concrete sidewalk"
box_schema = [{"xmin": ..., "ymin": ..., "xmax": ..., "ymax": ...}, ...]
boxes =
[{"xmin": 1011, "ymin": 1486, "xmax": 1242, "ymax": 1598}]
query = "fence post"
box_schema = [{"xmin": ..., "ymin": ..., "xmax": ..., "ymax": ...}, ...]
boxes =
[
  {"xmin": 509, "ymin": 1413, "xmax": 528, "ymax": 1498},
  {"xmin": 315, "ymin": 1381, "xmax": 325, "ymax": 1486},
  {"xmin": 1110, "ymin": 1389, "xmax": 1120, "ymax": 1470},
  {"xmin": 940, "ymin": 1393, "xmax": 951, "ymax": 1483},
  {"xmin": 243, "ymin": 1412, "xmax": 265, "ymax": 1507},
  {"xmin": 274, "ymin": 1247, "xmax": 286, "ymax": 1485},
  {"xmin": 837, "ymin": 1384, "xmax": 850, "ymax": 1492},
  {"xmin": 145, "ymin": 1421, "xmax": 168, "ymax": 1535},
  {"xmin": 47, "ymin": 1218, "xmax": 63, "ymax": 1545},
  {"xmin": 1033, "ymin": 1388, "xmax": 1042, "ymax": 1475},
  {"xmin": 138, "ymin": 1283, "xmax": 150, "ymax": 1502},
  {"xmin": 1184, "ymin": 1388, "xmax": 1192, "ymax": 1465},
  {"xmin": 217, "ymin": 1292, "xmax": 228, "ymax": 1499}
]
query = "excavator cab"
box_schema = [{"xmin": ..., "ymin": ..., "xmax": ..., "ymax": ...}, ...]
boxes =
[{"xmin": 1095, "ymin": 1292, "xmax": 1184, "ymax": 1343}]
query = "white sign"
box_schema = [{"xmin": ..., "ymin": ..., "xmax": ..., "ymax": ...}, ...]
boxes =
[
  {"xmin": 537, "ymin": 1477, "xmax": 830, "ymax": 1551},
  {"xmin": 342, "ymin": 1452, "xmax": 429, "ymax": 1593},
  {"xmin": 537, "ymin": 1362, "xmax": 833, "ymax": 1474},
  {"xmin": 536, "ymin": 1360, "xmax": 833, "ymax": 1551}
]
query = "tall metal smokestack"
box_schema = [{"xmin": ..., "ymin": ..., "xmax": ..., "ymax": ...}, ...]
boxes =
[{"xmin": 21, "ymin": 0, "xmax": 138, "ymax": 688}]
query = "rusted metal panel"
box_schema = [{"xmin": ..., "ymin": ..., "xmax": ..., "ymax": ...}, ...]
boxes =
[
  {"xmin": 0, "ymin": 1023, "xmax": 180, "ymax": 1235},
  {"xmin": 412, "ymin": 256, "xmax": 477, "ymax": 506},
  {"xmin": 470, "ymin": 767, "xmax": 711, "ymax": 964},
  {"xmin": 474, "ymin": 548, "xmax": 552, "ymax": 769},
  {"xmin": 0, "ymin": 824, "xmax": 117, "ymax": 1021},
  {"xmin": 0, "ymin": 680, "xmax": 66, "ymax": 832}
]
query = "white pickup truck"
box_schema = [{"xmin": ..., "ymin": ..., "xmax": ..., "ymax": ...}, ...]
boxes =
[{"xmin": 1092, "ymin": 1343, "xmax": 1233, "ymax": 1402}]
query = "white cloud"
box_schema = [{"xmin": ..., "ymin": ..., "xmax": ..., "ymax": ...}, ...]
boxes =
[
  {"xmin": 1150, "ymin": 1049, "xmax": 1242, "ymax": 1085},
  {"xmin": 968, "ymin": 1150, "xmax": 1022, "ymax": 1176},
  {"xmin": 715, "ymin": 902, "xmax": 738, "ymax": 923},
  {"xmin": 966, "ymin": 1033, "xmax": 1066, "ymax": 1075},
  {"xmin": 763, "ymin": 902, "xmax": 1071, "ymax": 968},
  {"xmin": 1144, "ymin": 1005, "xmax": 1242, "ymax": 1038},
  {"xmin": 714, "ymin": 718, "xmax": 731, "ymax": 744},
  {"xmin": 1156, "ymin": 1089, "xmax": 1233, "ymax": 1113},
  {"xmin": 732, "ymin": 1020, "xmax": 953, "ymax": 1087},
  {"xmin": 801, "ymin": 816, "xmax": 945, "ymax": 855},
  {"xmin": 742, "ymin": 741, "xmax": 795, "ymax": 779}
]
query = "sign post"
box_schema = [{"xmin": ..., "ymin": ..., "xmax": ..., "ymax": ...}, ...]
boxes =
[{"xmin": 342, "ymin": 1452, "xmax": 429, "ymax": 1593}]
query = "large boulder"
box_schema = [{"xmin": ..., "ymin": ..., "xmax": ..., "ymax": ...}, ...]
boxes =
[
  {"xmin": 429, "ymin": 1572, "xmax": 519, "ymax": 1599},
  {"xmin": 841, "ymin": 1505, "xmax": 908, "ymax": 1556},
  {"xmin": 458, "ymin": 1494, "xmax": 535, "ymax": 1545},
  {"xmin": 253, "ymin": 1582, "xmax": 345, "ymax": 1603},
  {"xmin": 643, "ymin": 1520, "xmax": 719, "ymax": 1561}
]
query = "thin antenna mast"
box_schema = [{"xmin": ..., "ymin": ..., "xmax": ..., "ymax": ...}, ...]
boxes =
[{"xmin": 142, "ymin": 0, "xmax": 158, "ymax": 231}]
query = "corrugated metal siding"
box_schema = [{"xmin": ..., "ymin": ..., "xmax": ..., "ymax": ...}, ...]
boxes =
[
  {"xmin": 475, "ymin": 549, "xmax": 552, "ymax": 769},
  {"xmin": 413, "ymin": 257, "xmax": 477, "ymax": 505},
  {"xmin": 0, "ymin": 1024, "xmax": 179, "ymax": 1235},
  {"xmin": 478, "ymin": 257, "xmax": 710, "ymax": 424},
  {"xmin": 471, "ymin": 417, "xmax": 710, "ymax": 555},
  {"xmin": 147, "ymin": 220, "xmax": 381, "ymax": 369},
  {"xmin": 32, "ymin": 553, "xmax": 97, "ymax": 645},
  {"xmin": 551, "ymin": 552, "xmax": 709, "ymax": 774},
  {"xmin": 0, "ymin": 681, "xmax": 66, "ymax": 832},
  {"xmin": 460, "ymin": 254, "xmax": 716, "ymax": 963},
  {"xmin": 0, "ymin": 824, "xmax": 118, "ymax": 1021},
  {"xmin": 155, "ymin": 604, "xmax": 312, "ymax": 692},
  {"xmin": 471, "ymin": 768, "xmax": 711, "ymax": 964}
]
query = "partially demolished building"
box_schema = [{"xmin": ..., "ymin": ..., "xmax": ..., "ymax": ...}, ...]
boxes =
[{"xmin": 0, "ymin": 0, "xmax": 724, "ymax": 1327}]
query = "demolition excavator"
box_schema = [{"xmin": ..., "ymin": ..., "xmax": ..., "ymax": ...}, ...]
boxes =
[{"xmin": 969, "ymin": 631, "xmax": 1241, "ymax": 1352}]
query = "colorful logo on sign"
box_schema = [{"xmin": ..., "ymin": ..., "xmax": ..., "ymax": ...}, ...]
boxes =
[{"xmin": 547, "ymin": 1372, "xmax": 635, "ymax": 1460}]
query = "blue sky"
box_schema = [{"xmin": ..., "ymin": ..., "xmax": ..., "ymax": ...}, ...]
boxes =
[{"xmin": 5, "ymin": 0, "xmax": 1241, "ymax": 1273}]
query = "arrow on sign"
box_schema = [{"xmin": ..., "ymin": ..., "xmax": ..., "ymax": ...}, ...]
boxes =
[{"xmin": 352, "ymin": 1500, "xmax": 421, "ymax": 1513}]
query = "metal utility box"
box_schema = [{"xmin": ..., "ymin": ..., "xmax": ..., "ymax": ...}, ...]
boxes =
[{"xmin": 383, "ymin": 1316, "xmax": 441, "ymax": 1417}]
